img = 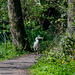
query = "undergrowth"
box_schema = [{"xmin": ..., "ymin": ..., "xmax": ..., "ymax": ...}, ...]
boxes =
[
  {"xmin": 0, "ymin": 41, "xmax": 29, "ymax": 61},
  {"xmin": 30, "ymin": 51, "xmax": 75, "ymax": 75},
  {"xmin": 30, "ymin": 34, "xmax": 75, "ymax": 75}
]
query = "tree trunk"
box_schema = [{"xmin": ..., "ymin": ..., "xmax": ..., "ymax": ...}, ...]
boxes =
[
  {"xmin": 8, "ymin": 0, "xmax": 31, "ymax": 51},
  {"xmin": 22, "ymin": 0, "xmax": 26, "ymax": 19},
  {"xmin": 67, "ymin": 0, "xmax": 75, "ymax": 37}
]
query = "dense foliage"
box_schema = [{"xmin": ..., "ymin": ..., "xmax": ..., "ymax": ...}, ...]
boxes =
[
  {"xmin": 0, "ymin": 0, "xmax": 75, "ymax": 74},
  {"xmin": 30, "ymin": 50, "xmax": 75, "ymax": 75},
  {"xmin": 21, "ymin": 0, "xmax": 68, "ymax": 51}
]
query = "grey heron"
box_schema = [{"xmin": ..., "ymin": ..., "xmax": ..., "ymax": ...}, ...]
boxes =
[{"xmin": 33, "ymin": 36, "xmax": 43, "ymax": 55}]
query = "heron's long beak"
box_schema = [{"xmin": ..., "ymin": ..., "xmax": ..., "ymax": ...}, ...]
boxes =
[{"xmin": 38, "ymin": 37, "xmax": 43, "ymax": 39}]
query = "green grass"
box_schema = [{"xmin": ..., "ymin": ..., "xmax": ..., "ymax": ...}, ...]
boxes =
[{"xmin": 0, "ymin": 41, "xmax": 29, "ymax": 61}]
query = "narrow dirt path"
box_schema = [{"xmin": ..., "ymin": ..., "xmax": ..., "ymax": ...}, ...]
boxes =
[{"xmin": 0, "ymin": 53, "xmax": 40, "ymax": 75}]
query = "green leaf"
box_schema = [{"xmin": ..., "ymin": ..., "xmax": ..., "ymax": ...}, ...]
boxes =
[{"xmin": 40, "ymin": 0, "xmax": 46, "ymax": 5}]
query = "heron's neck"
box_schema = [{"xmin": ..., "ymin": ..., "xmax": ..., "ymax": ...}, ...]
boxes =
[{"xmin": 36, "ymin": 39, "xmax": 39, "ymax": 42}]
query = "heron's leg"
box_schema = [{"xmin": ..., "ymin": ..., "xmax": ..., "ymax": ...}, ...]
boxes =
[
  {"xmin": 36, "ymin": 48, "xmax": 39, "ymax": 55},
  {"xmin": 34, "ymin": 48, "xmax": 37, "ymax": 55},
  {"xmin": 34, "ymin": 48, "xmax": 38, "ymax": 55}
]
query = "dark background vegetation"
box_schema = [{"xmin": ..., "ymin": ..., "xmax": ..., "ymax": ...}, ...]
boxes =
[{"xmin": 0, "ymin": 0, "xmax": 75, "ymax": 75}]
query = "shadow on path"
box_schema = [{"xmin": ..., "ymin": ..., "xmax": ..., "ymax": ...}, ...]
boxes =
[{"xmin": 0, "ymin": 53, "xmax": 40, "ymax": 75}]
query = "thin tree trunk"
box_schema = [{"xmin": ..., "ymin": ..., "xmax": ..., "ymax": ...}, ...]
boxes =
[
  {"xmin": 23, "ymin": 0, "xmax": 26, "ymax": 19},
  {"xmin": 8, "ymin": 0, "xmax": 31, "ymax": 51},
  {"xmin": 67, "ymin": 0, "xmax": 75, "ymax": 37}
]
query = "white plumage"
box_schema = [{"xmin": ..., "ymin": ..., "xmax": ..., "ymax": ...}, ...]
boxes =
[{"xmin": 33, "ymin": 36, "xmax": 43, "ymax": 54}]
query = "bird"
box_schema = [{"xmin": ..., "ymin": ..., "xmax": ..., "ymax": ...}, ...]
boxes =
[{"xmin": 33, "ymin": 36, "xmax": 43, "ymax": 55}]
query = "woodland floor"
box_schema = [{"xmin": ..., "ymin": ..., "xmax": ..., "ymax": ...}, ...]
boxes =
[{"xmin": 0, "ymin": 53, "xmax": 40, "ymax": 75}]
